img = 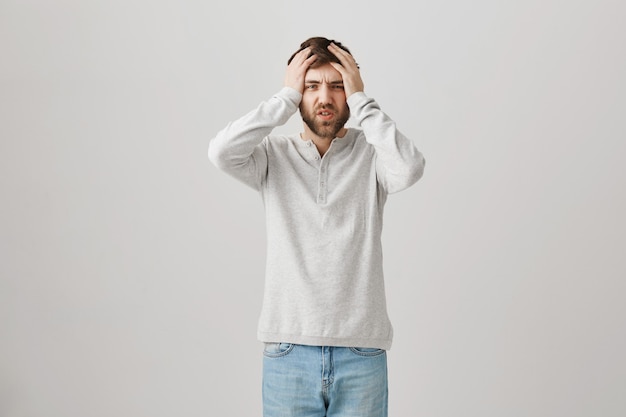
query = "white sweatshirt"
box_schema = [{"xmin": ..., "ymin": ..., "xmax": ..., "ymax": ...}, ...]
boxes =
[{"xmin": 208, "ymin": 87, "xmax": 425, "ymax": 350}]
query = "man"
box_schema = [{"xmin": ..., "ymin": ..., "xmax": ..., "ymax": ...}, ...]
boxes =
[{"xmin": 208, "ymin": 37, "xmax": 425, "ymax": 417}]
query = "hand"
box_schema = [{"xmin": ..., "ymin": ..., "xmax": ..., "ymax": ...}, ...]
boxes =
[
  {"xmin": 328, "ymin": 43, "xmax": 364, "ymax": 97},
  {"xmin": 284, "ymin": 47, "xmax": 317, "ymax": 94}
]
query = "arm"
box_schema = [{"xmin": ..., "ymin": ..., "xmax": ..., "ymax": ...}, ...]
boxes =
[
  {"xmin": 328, "ymin": 43, "xmax": 425, "ymax": 193},
  {"xmin": 349, "ymin": 93, "xmax": 425, "ymax": 193},
  {"xmin": 208, "ymin": 88, "xmax": 301, "ymax": 190},
  {"xmin": 208, "ymin": 48, "xmax": 317, "ymax": 190}
]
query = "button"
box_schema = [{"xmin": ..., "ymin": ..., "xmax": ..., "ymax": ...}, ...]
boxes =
[
  {"xmin": 314, "ymin": 156, "xmax": 319, "ymax": 160},
  {"xmin": 306, "ymin": 142, "xmax": 312, "ymax": 147}
]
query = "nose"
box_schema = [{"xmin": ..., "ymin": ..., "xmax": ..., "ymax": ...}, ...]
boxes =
[{"xmin": 318, "ymin": 84, "xmax": 333, "ymax": 105}]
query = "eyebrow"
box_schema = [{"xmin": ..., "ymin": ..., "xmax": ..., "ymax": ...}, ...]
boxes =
[{"xmin": 304, "ymin": 79, "xmax": 344, "ymax": 85}]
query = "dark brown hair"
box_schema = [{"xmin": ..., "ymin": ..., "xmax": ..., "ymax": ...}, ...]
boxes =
[{"xmin": 287, "ymin": 37, "xmax": 354, "ymax": 67}]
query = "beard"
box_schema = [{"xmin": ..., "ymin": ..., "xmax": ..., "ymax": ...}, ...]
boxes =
[{"xmin": 300, "ymin": 103, "xmax": 350, "ymax": 139}]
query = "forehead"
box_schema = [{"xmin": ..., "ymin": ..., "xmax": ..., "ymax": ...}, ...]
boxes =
[{"xmin": 305, "ymin": 63, "xmax": 342, "ymax": 82}]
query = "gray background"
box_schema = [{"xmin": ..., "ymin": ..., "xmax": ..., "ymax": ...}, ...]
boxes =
[{"xmin": 1, "ymin": 0, "xmax": 625, "ymax": 416}]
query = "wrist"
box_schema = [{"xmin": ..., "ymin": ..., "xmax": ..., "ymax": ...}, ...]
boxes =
[{"xmin": 279, "ymin": 86, "xmax": 303, "ymax": 104}]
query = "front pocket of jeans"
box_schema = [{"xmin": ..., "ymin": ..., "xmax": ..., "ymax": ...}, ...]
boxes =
[
  {"xmin": 349, "ymin": 347, "xmax": 386, "ymax": 357},
  {"xmin": 263, "ymin": 342, "xmax": 295, "ymax": 358}
]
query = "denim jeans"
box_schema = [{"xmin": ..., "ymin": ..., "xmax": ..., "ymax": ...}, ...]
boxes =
[{"xmin": 262, "ymin": 343, "xmax": 388, "ymax": 417}]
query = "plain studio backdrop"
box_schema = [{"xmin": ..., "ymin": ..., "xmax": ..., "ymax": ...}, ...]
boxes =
[{"xmin": 1, "ymin": 0, "xmax": 624, "ymax": 416}]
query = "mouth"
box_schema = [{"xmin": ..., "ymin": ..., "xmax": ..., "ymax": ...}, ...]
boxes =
[{"xmin": 317, "ymin": 109, "xmax": 335, "ymax": 121}]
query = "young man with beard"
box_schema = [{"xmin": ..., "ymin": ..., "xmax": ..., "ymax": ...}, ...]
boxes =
[{"xmin": 208, "ymin": 37, "xmax": 425, "ymax": 417}]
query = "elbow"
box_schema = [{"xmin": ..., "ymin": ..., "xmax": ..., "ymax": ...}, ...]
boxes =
[
  {"xmin": 402, "ymin": 152, "xmax": 426, "ymax": 188},
  {"xmin": 410, "ymin": 153, "xmax": 426, "ymax": 184},
  {"xmin": 387, "ymin": 154, "xmax": 425, "ymax": 193},
  {"xmin": 402, "ymin": 159, "xmax": 425, "ymax": 190},
  {"xmin": 208, "ymin": 138, "xmax": 228, "ymax": 169}
]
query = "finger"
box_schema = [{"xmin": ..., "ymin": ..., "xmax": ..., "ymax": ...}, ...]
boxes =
[
  {"xmin": 290, "ymin": 47, "xmax": 310, "ymax": 66},
  {"xmin": 292, "ymin": 50, "xmax": 316, "ymax": 73},
  {"xmin": 329, "ymin": 61, "xmax": 346, "ymax": 75},
  {"xmin": 328, "ymin": 43, "xmax": 358, "ymax": 68},
  {"xmin": 303, "ymin": 52, "xmax": 317, "ymax": 66}
]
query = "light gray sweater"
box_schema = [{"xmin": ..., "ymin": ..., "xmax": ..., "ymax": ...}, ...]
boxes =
[{"xmin": 208, "ymin": 87, "xmax": 425, "ymax": 350}]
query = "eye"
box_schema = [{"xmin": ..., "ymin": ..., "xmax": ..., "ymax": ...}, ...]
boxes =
[
  {"xmin": 305, "ymin": 84, "xmax": 318, "ymax": 90},
  {"xmin": 333, "ymin": 85, "xmax": 345, "ymax": 90}
]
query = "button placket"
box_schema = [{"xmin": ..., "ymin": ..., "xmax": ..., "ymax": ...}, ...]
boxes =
[
  {"xmin": 303, "ymin": 137, "xmax": 336, "ymax": 205},
  {"xmin": 317, "ymin": 157, "xmax": 329, "ymax": 204}
]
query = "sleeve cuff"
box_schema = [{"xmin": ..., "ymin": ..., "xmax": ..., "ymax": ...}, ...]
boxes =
[
  {"xmin": 346, "ymin": 91, "xmax": 369, "ymax": 109},
  {"xmin": 277, "ymin": 87, "xmax": 303, "ymax": 106}
]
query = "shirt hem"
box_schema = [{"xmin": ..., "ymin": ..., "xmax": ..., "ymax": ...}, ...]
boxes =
[{"xmin": 257, "ymin": 331, "xmax": 393, "ymax": 351}]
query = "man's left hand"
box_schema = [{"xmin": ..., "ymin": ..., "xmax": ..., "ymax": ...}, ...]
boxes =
[{"xmin": 328, "ymin": 43, "xmax": 364, "ymax": 98}]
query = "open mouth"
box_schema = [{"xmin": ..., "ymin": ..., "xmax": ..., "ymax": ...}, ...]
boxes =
[{"xmin": 317, "ymin": 110, "xmax": 334, "ymax": 120}]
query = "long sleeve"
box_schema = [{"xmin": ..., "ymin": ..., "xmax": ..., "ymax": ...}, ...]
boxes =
[
  {"xmin": 209, "ymin": 89, "xmax": 422, "ymax": 350},
  {"xmin": 208, "ymin": 87, "xmax": 302, "ymax": 190},
  {"xmin": 347, "ymin": 92, "xmax": 425, "ymax": 194}
]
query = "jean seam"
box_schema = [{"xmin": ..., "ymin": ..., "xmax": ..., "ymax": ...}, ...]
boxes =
[
  {"xmin": 348, "ymin": 347, "xmax": 386, "ymax": 357},
  {"xmin": 263, "ymin": 343, "xmax": 295, "ymax": 358}
]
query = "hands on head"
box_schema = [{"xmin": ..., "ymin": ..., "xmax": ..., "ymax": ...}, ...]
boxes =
[
  {"xmin": 284, "ymin": 47, "xmax": 317, "ymax": 94},
  {"xmin": 327, "ymin": 43, "xmax": 364, "ymax": 98},
  {"xmin": 284, "ymin": 44, "xmax": 364, "ymax": 98}
]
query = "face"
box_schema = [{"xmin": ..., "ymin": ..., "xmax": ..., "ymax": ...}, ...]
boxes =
[{"xmin": 300, "ymin": 63, "xmax": 350, "ymax": 139}]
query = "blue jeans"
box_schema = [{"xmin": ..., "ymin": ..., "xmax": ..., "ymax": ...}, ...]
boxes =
[{"xmin": 262, "ymin": 343, "xmax": 388, "ymax": 417}]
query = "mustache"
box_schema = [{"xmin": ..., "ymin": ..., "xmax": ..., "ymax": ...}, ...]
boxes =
[{"xmin": 316, "ymin": 104, "xmax": 336, "ymax": 112}]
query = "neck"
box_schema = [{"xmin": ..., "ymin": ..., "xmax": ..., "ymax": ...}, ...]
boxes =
[
  {"xmin": 301, "ymin": 127, "xmax": 348, "ymax": 156},
  {"xmin": 313, "ymin": 137, "xmax": 332, "ymax": 156}
]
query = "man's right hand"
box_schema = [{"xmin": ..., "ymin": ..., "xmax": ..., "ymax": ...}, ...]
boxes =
[{"xmin": 284, "ymin": 47, "xmax": 317, "ymax": 95}]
